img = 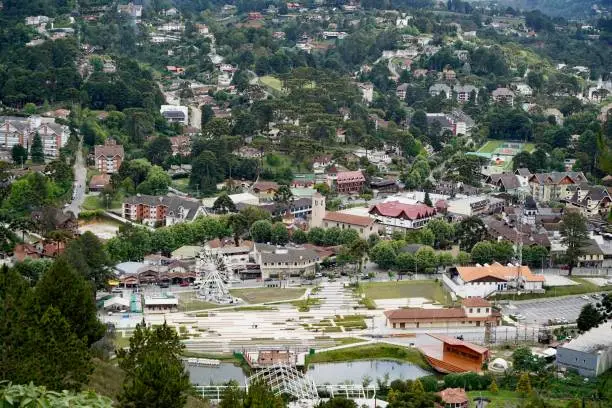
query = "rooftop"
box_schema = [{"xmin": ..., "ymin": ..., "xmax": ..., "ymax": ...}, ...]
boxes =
[
  {"xmin": 455, "ymin": 262, "xmax": 544, "ymax": 283},
  {"xmin": 369, "ymin": 201, "xmax": 436, "ymax": 220},
  {"xmin": 561, "ymin": 322, "xmax": 612, "ymax": 353},
  {"xmin": 323, "ymin": 211, "xmax": 373, "ymax": 227},
  {"xmin": 461, "ymin": 297, "xmax": 491, "ymax": 307},
  {"xmin": 337, "ymin": 170, "xmax": 365, "ymax": 183},
  {"xmin": 439, "ymin": 388, "xmax": 468, "ymax": 404},
  {"xmin": 384, "ymin": 308, "xmax": 466, "ymax": 320}
]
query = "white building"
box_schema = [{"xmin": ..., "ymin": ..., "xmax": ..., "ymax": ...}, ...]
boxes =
[
  {"xmin": 444, "ymin": 262, "xmax": 545, "ymax": 298},
  {"xmin": 557, "ymin": 322, "xmax": 612, "ymax": 377},
  {"xmin": 0, "ymin": 115, "xmax": 68, "ymax": 158},
  {"xmin": 358, "ymin": 82, "xmax": 374, "ymax": 104},
  {"xmin": 158, "ymin": 22, "xmax": 185, "ymax": 32},
  {"xmin": 160, "ymin": 105, "xmax": 189, "ymax": 125},
  {"xmin": 252, "ymin": 243, "xmax": 319, "ymax": 279},
  {"xmin": 368, "ymin": 201, "xmax": 436, "ymax": 232},
  {"xmin": 446, "ymin": 195, "xmax": 491, "ymax": 217},
  {"xmin": 513, "ymin": 83, "xmax": 533, "ymax": 96}
]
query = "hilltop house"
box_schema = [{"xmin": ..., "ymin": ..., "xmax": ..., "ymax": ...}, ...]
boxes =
[
  {"xmin": 492, "ymin": 88, "xmax": 515, "ymax": 106},
  {"xmin": 335, "ymin": 170, "xmax": 365, "ymax": 194},
  {"xmin": 455, "ymin": 85, "xmax": 478, "ymax": 103},
  {"xmin": 429, "ymin": 83, "xmax": 452, "ymax": 99}
]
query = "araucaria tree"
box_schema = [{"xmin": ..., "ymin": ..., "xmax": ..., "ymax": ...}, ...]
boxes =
[
  {"xmin": 559, "ymin": 212, "xmax": 589, "ymax": 275},
  {"xmin": 30, "ymin": 132, "xmax": 45, "ymax": 164},
  {"xmin": 117, "ymin": 321, "xmax": 191, "ymax": 408}
]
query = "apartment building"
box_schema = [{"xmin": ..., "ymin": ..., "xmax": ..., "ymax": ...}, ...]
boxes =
[{"xmin": 94, "ymin": 139, "xmax": 124, "ymax": 174}]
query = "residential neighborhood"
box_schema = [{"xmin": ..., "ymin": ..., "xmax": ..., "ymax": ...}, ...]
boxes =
[{"xmin": 1, "ymin": 0, "xmax": 612, "ymax": 407}]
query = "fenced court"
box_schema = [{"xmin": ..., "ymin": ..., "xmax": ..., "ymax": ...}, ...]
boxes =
[{"xmin": 475, "ymin": 140, "xmax": 532, "ymax": 171}]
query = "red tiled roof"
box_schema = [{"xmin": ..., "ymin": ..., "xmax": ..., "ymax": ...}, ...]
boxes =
[
  {"xmin": 336, "ymin": 170, "xmax": 365, "ymax": 183},
  {"xmin": 253, "ymin": 181, "xmax": 279, "ymax": 192},
  {"xmin": 457, "ymin": 262, "xmax": 544, "ymax": 283},
  {"xmin": 94, "ymin": 140, "xmax": 124, "ymax": 158},
  {"xmin": 439, "ymin": 388, "xmax": 468, "ymax": 404},
  {"xmin": 89, "ymin": 174, "xmax": 110, "ymax": 188},
  {"xmin": 384, "ymin": 308, "xmax": 466, "ymax": 320},
  {"xmin": 323, "ymin": 211, "xmax": 373, "ymax": 227},
  {"xmin": 461, "ymin": 297, "xmax": 491, "ymax": 307},
  {"xmin": 369, "ymin": 201, "xmax": 436, "ymax": 220}
]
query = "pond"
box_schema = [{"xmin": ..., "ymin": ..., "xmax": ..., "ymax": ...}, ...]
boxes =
[
  {"xmin": 307, "ymin": 361, "xmax": 430, "ymax": 384},
  {"xmin": 187, "ymin": 360, "xmax": 429, "ymax": 386},
  {"xmin": 188, "ymin": 363, "xmax": 247, "ymax": 385}
]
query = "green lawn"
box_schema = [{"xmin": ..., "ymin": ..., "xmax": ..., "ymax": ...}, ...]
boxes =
[
  {"xmin": 176, "ymin": 292, "xmax": 224, "ymax": 311},
  {"xmin": 224, "ymin": 305, "xmax": 279, "ymax": 312},
  {"xmin": 230, "ymin": 287, "xmax": 305, "ymax": 304},
  {"xmin": 81, "ymin": 194, "xmax": 122, "ymax": 211},
  {"xmin": 477, "ymin": 140, "xmax": 504, "ymax": 153},
  {"xmin": 360, "ymin": 280, "xmax": 451, "ymax": 305},
  {"xmin": 492, "ymin": 278, "xmax": 612, "ymax": 301},
  {"xmin": 523, "ymin": 143, "xmax": 536, "ymax": 152},
  {"xmin": 259, "ymin": 75, "xmax": 283, "ymax": 91},
  {"xmin": 171, "ymin": 177, "xmax": 190, "ymax": 192},
  {"xmin": 305, "ymin": 343, "xmax": 429, "ymax": 369},
  {"xmin": 82, "ymin": 195, "xmax": 104, "ymax": 210}
]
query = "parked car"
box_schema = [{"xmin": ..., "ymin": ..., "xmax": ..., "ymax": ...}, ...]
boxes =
[
  {"xmin": 580, "ymin": 295, "xmax": 590, "ymax": 301},
  {"xmin": 179, "ymin": 281, "xmax": 190, "ymax": 287}
]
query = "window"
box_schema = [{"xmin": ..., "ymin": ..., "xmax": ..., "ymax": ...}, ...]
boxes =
[
  {"xmin": 477, "ymin": 308, "xmax": 481, "ymax": 313},
  {"xmin": 469, "ymin": 308, "xmax": 473, "ymax": 313},
  {"xmin": 485, "ymin": 308, "xmax": 489, "ymax": 313},
  {"xmin": 360, "ymin": 228, "xmax": 363, "ymax": 233}
]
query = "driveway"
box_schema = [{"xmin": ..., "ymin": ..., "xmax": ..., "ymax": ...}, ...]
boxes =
[{"xmin": 64, "ymin": 139, "xmax": 86, "ymax": 217}]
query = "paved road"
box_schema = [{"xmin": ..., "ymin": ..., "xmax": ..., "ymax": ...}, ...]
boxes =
[{"xmin": 64, "ymin": 139, "xmax": 86, "ymax": 217}]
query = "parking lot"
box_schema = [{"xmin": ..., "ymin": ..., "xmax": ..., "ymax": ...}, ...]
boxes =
[{"xmin": 501, "ymin": 295, "xmax": 602, "ymax": 325}]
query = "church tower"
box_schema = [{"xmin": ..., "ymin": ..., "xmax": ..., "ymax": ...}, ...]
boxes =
[{"xmin": 310, "ymin": 192, "xmax": 326, "ymax": 228}]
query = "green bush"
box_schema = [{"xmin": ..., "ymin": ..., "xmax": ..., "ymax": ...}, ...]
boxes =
[
  {"xmin": 79, "ymin": 209, "xmax": 105, "ymax": 220},
  {"xmin": 444, "ymin": 372, "xmax": 492, "ymax": 391}
]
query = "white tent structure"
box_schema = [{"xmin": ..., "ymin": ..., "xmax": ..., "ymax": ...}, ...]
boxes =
[
  {"xmin": 248, "ymin": 362, "xmax": 319, "ymax": 403},
  {"xmin": 103, "ymin": 296, "xmax": 130, "ymax": 310}
]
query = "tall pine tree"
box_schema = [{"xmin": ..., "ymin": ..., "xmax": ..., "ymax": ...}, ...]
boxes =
[
  {"xmin": 34, "ymin": 257, "xmax": 105, "ymax": 346},
  {"xmin": 30, "ymin": 132, "xmax": 45, "ymax": 164},
  {"xmin": 117, "ymin": 321, "xmax": 191, "ymax": 408}
]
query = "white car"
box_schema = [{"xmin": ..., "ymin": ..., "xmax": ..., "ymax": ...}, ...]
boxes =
[{"xmin": 580, "ymin": 295, "xmax": 591, "ymax": 301}]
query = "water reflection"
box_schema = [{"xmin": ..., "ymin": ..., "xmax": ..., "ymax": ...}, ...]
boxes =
[{"xmin": 188, "ymin": 360, "xmax": 429, "ymax": 386}]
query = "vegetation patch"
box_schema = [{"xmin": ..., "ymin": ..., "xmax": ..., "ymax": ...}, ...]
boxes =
[
  {"xmin": 359, "ymin": 280, "xmax": 451, "ymax": 305},
  {"xmin": 304, "ymin": 343, "xmax": 429, "ymax": 369},
  {"xmin": 291, "ymin": 296, "xmax": 321, "ymax": 312}
]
